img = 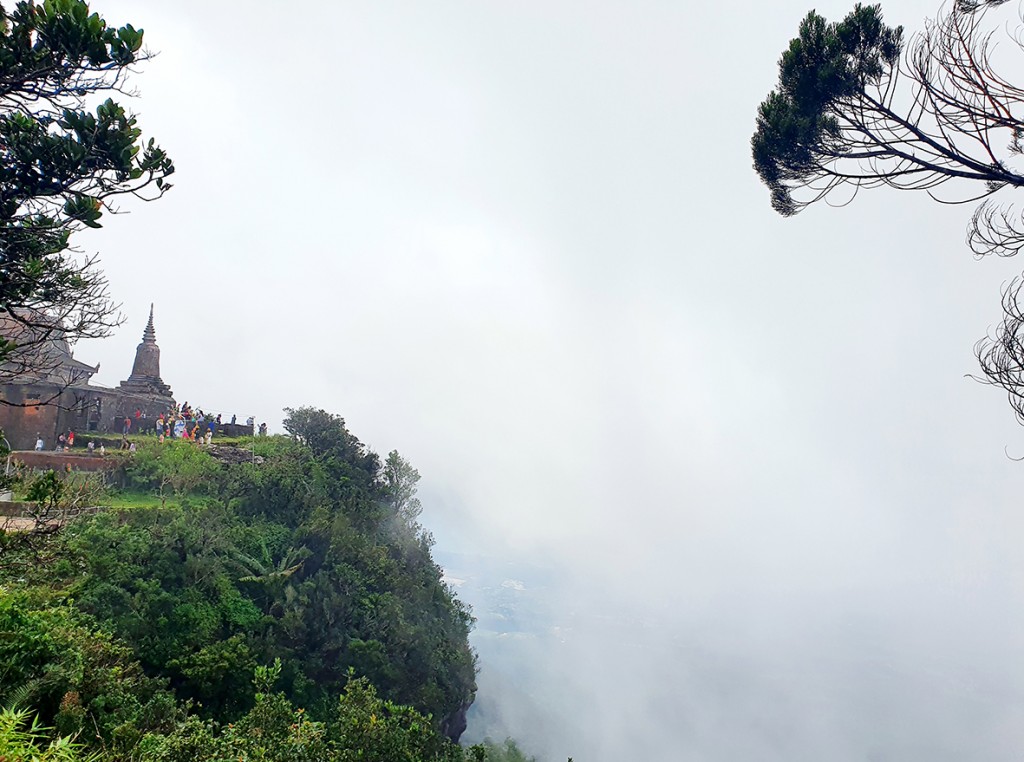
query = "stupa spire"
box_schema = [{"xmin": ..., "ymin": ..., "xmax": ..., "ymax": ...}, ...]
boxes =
[
  {"xmin": 119, "ymin": 305, "xmax": 172, "ymax": 398},
  {"xmin": 142, "ymin": 303, "xmax": 156, "ymax": 343}
]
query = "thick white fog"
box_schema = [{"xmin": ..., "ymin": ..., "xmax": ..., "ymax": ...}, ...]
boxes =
[{"xmin": 78, "ymin": 0, "xmax": 1024, "ymax": 758}]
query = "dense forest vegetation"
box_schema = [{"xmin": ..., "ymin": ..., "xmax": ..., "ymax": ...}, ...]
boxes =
[{"xmin": 0, "ymin": 407, "xmax": 536, "ymax": 761}]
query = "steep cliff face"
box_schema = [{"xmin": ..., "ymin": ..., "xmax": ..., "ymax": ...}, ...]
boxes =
[{"xmin": 442, "ymin": 701, "xmax": 470, "ymax": 741}]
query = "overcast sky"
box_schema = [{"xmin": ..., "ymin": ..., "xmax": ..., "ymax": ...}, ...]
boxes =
[{"xmin": 72, "ymin": 1, "xmax": 1024, "ymax": 758}]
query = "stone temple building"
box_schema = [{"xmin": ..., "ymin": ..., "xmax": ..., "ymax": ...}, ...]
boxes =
[{"xmin": 0, "ymin": 306, "xmax": 177, "ymax": 449}]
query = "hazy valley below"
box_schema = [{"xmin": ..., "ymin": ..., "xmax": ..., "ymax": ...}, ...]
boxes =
[{"xmin": 442, "ymin": 546, "xmax": 1024, "ymax": 761}]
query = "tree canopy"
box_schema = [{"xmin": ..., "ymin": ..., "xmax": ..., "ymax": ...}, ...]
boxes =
[
  {"xmin": 383, "ymin": 449, "xmax": 423, "ymax": 526},
  {"xmin": 0, "ymin": 0, "xmax": 173, "ymax": 375},
  {"xmin": 752, "ymin": 1, "xmax": 1024, "ymax": 256}
]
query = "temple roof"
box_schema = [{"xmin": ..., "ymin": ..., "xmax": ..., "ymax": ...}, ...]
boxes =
[{"xmin": 0, "ymin": 309, "xmax": 99, "ymax": 385}]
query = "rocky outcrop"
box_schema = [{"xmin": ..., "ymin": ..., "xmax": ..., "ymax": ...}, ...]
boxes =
[
  {"xmin": 205, "ymin": 445, "xmax": 264, "ymax": 466},
  {"xmin": 441, "ymin": 701, "xmax": 471, "ymax": 742}
]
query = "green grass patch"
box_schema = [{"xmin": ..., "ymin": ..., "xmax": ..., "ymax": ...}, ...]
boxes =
[
  {"xmin": 101, "ymin": 490, "xmax": 176, "ymax": 510},
  {"xmin": 46, "ymin": 433, "xmax": 260, "ymax": 453}
]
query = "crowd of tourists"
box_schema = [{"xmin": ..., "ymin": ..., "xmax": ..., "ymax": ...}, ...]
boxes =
[
  {"xmin": 31, "ymin": 401, "xmax": 268, "ymax": 454},
  {"xmin": 141, "ymin": 401, "xmax": 268, "ymax": 445}
]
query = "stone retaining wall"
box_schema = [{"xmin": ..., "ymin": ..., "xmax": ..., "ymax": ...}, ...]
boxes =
[
  {"xmin": 0, "ymin": 501, "xmax": 37, "ymax": 516},
  {"xmin": 9, "ymin": 451, "xmax": 115, "ymax": 472}
]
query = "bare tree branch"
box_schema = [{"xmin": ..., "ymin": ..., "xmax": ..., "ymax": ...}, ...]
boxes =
[{"xmin": 973, "ymin": 274, "xmax": 1024, "ymax": 422}]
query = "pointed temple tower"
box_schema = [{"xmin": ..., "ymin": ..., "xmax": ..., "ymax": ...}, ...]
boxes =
[{"xmin": 119, "ymin": 304, "xmax": 173, "ymax": 397}]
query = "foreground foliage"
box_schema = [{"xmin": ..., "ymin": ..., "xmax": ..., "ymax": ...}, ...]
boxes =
[
  {"xmin": 0, "ymin": 707, "xmax": 96, "ymax": 762},
  {"xmin": 140, "ymin": 663, "xmax": 469, "ymax": 762},
  {"xmin": 0, "ymin": 591, "xmax": 179, "ymax": 755}
]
